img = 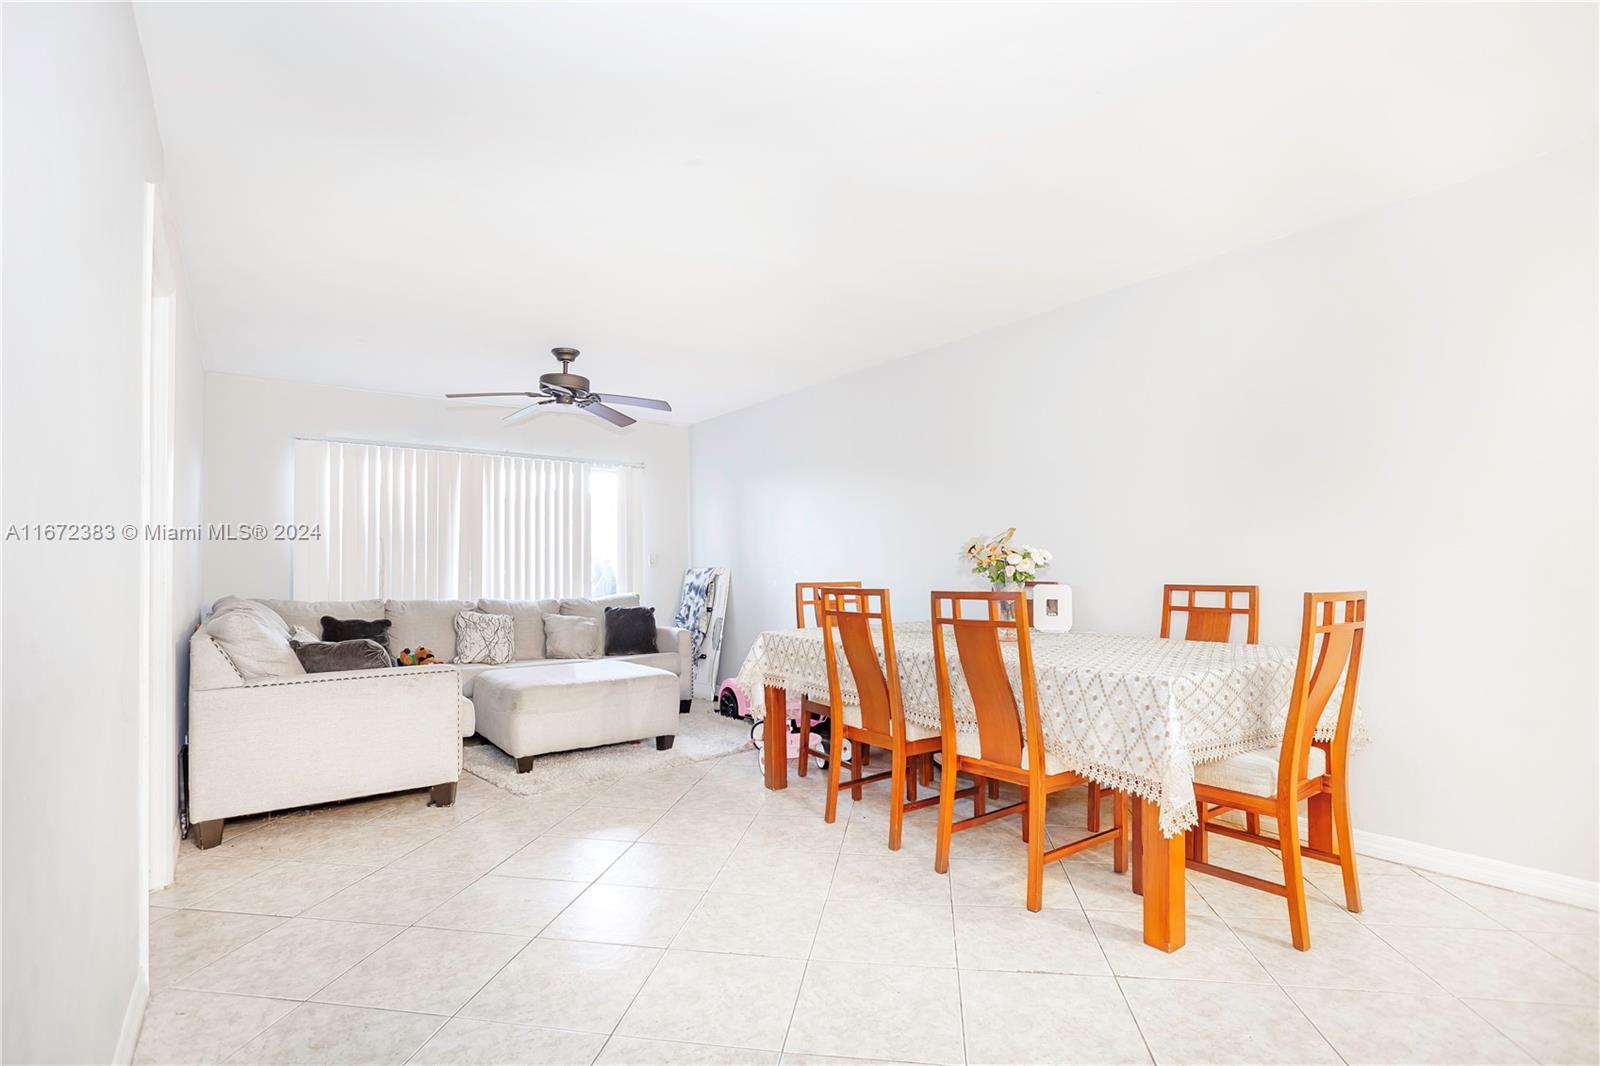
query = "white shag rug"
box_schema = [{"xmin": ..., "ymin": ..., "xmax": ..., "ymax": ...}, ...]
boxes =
[{"xmin": 463, "ymin": 708, "xmax": 756, "ymax": 797}]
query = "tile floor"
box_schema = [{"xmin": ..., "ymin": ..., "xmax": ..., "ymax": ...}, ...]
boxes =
[{"xmin": 142, "ymin": 732, "xmax": 1599, "ymax": 1064}]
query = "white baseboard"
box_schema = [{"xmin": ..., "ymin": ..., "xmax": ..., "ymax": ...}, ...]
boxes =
[
  {"xmin": 1350, "ymin": 827, "xmax": 1599, "ymax": 911},
  {"xmin": 113, "ymin": 971, "xmax": 149, "ymax": 1065}
]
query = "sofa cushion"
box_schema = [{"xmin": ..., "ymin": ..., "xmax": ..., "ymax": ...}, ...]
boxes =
[
  {"xmin": 544, "ymin": 614, "xmax": 601, "ymax": 659},
  {"xmin": 253, "ymin": 598, "xmax": 384, "ymax": 636},
  {"xmin": 291, "ymin": 638, "xmax": 390, "ymax": 673},
  {"xmin": 386, "ymin": 599, "xmax": 477, "ymax": 663},
  {"xmin": 559, "ymin": 594, "xmax": 640, "ymax": 657},
  {"xmin": 605, "ymin": 606, "xmax": 658, "ymax": 656},
  {"xmin": 455, "ymin": 610, "xmax": 514, "ymax": 665},
  {"xmin": 204, "ymin": 600, "xmax": 304, "ymax": 680},
  {"xmin": 477, "ymin": 598, "xmax": 559, "ymax": 661}
]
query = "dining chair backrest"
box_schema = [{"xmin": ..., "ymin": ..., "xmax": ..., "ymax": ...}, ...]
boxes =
[
  {"xmin": 1161, "ymin": 584, "xmax": 1260, "ymax": 644},
  {"xmin": 930, "ymin": 589, "xmax": 1044, "ymax": 776},
  {"xmin": 797, "ymin": 580, "xmax": 863, "ymax": 629},
  {"xmin": 819, "ymin": 586, "xmax": 900, "ymax": 736},
  {"xmin": 1277, "ymin": 591, "xmax": 1366, "ymax": 796}
]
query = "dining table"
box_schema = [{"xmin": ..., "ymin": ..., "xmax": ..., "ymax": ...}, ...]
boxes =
[{"xmin": 733, "ymin": 622, "xmax": 1365, "ymax": 953}]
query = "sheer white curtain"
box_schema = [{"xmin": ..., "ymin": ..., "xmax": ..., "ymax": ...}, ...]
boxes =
[{"xmin": 292, "ymin": 438, "xmax": 639, "ymax": 601}]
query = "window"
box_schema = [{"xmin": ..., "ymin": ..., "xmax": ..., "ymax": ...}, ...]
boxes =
[{"xmin": 292, "ymin": 438, "xmax": 641, "ymax": 601}]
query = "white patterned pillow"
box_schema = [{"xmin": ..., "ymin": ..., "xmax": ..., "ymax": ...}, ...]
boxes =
[{"xmin": 454, "ymin": 610, "xmax": 514, "ymax": 665}]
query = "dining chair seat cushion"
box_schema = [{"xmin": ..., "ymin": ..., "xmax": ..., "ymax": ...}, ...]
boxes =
[
  {"xmin": 1193, "ymin": 744, "xmax": 1325, "ymax": 796},
  {"xmin": 953, "ymin": 730, "xmax": 1070, "ymax": 775},
  {"xmin": 840, "ymin": 702, "xmax": 940, "ymax": 742}
]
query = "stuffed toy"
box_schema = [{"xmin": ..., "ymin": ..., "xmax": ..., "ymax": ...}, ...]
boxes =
[{"xmin": 397, "ymin": 646, "xmax": 438, "ymax": 666}]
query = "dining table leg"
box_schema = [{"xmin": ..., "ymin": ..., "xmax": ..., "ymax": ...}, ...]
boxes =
[
  {"xmin": 1139, "ymin": 798, "xmax": 1186, "ymax": 952},
  {"xmin": 763, "ymin": 684, "xmax": 788, "ymax": 790}
]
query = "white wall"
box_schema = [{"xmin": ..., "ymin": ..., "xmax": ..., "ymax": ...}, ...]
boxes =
[
  {"xmin": 202, "ymin": 374, "xmax": 691, "ymax": 614},
  {"xmin": 1, "ymin": 4, "xmax": 167, "ymax": 1061},
  {"xmin": 691, "ymin": 143, "xmax": 1599, "ymax": 883}
]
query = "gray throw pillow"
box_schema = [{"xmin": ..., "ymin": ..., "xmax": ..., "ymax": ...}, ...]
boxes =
[
  {"xmin": 604, "ymin": 606, "xmax": 658, "ymax": 656},
  {"xmin": 455, "ymin": 610, "xmax": 514, "ymax": 665},
  {"xmin": 291, "ymin": 638, "xmax": 391, "ymax": 673},
  {"xmin": 543, "ymin": 614, "xmax": 600, "ymax": 660}
]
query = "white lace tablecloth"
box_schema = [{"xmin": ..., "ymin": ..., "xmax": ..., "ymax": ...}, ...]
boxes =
[{"xmin": 734, "ymin": 623, "xmax": 1367, "ymax": 836}]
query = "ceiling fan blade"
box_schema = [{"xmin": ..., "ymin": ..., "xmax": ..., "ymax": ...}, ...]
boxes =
[
  {"xmin": 501, "ymin": 400, "xmax": 555, "ymax": 425},
  {"xmin": 584, "ymin": 402, "xmax": 636, "ymax": 428},
  {"xmin": 593, "ymin": 393, "xmax": 673, "ymax": 412},
  {"xmin": 446, "ymin": 391, "xmax": 536, "ymax": 398}
]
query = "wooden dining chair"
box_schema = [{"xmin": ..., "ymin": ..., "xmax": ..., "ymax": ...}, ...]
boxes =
[
  {"xmin": 1089, "ymin": 583, "xmax": 1264, "ymax": 834},
  {"xmin": 819, "ymin": 587, "xmax": 974, "ymax": 849},
  {"xmin": 1185, "ymin": 591, "xmax": 1366, "ymax": 950},
  {"xmin": 794, "ymin": 581, "xmax": 863, "ymax": 779},
  {"xmin": 930, "ymin": 589, "xmax": 1127, "ymax": 910}
]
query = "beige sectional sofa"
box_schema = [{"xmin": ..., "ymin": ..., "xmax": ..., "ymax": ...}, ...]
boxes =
[{"xmin": 187, "ymin": 593, "xmax": 690, "ymax": 848}]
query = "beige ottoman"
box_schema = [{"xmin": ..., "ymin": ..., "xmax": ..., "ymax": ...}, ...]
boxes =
[{"xmin": 473, "ymin": 660, "xmax": 680, "ymax": 772}]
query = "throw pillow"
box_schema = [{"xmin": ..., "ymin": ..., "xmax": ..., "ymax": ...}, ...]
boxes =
[
  {"xmin": 559, "ymin": 594, "xmax": 639, "ymax": 657},
  {"xmin": 204, "ymin": 600, "xmax": 304, "ymax": 679},
  {"xmin": 321, "ymin": 615, "xmax": 392, "ymax": 651},
  {"xmin": 291, "ymin": 638, "xmax": 390, "ymax": 673},
  {"xmin": 604, "ymin": 605, "xmax": 658, "ymax": 656},
  {"xmin": 455, "ymin": 610, "xmax": 513, "ymax": 665},
  {"xmin": 543, "ymin": 614, "xmax": 601, "ymax": 660},
  {"xmin": 290, "ymin": 625, "xmax": 325, "ymax": 644}
]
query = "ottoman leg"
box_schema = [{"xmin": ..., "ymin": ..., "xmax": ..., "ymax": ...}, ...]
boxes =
[
  {"xmin": 657, "ymin": 735, "xmax": 676, "ymax": 751},
  {"xmin": 429, "ymin": 782, "xmax": 457, "ymax": 807},
  {"xmin": 680, "ymin": 699, "xmax": 692, "ymax": 714},
  {"xmin": 515, "ymin": 756, "xmax": 535, "ymax": 773},
  {"xmin": 194, "ymin": 819, "xmax": 224, "ymax": 850}
]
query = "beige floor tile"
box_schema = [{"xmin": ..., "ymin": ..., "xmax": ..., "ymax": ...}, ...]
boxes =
[
  {"xmin": 811, "ymin": 898, "xmax": 956, "ymax": 968},
  {"xmin": 134, "ymin": 989, "xmax": 297, "ymax": 1065},
  {"xmin": 786, "ymin": 960, "xmax": 965, "ymax": 1066},
  {"xmin": 1289, "ymin": 987, "xmax": 1533, "ymax": 1064},
  {"xmin": 224, "ymin": 1002, "xmax": 443, "ymax": 1065},
  {"xmin": 640, "ymin": 809, "xmax": 755, "ymax": 852},
  {"xmin": 497, "ymin": 835, "xmax": 631, "ymax": 882},
  {"xmin": 417, "ymin": 874, "xmax": 586, "ymax": 936},
  {"xmin": 188, "ymin": 860, "xmax": 376, "ymax": 917},
  {"xmin": 953, "ymin": 905, "xmax": 1109, "ymax": 975},
  {"xmin": 314, "ymin": 926, "xmax": 528, "ymax": 1015},
  {"xmin": 1188, "ymin": 871, "xmax": 1355, "ymax": 926},
  {"xmin": 150, "ymin": 856, "xmax": 281, "ymax": 909},
  {"xmin": 301, "ymin": 866, "xmax": 479, "ymax": 925},
  {"xmin": 672, "ymin": 891, "xmax": 824, "ymax": 958},
  {"xmin": 1301, "ymin": 852, "xmax": 1415, "ymax": 896},
  {"xmin": 1370, "ymin": 926, "xmax": 1600, "ymax": 1005},
  {"xmin": 829, "ymin": 850, "xmax": 952, "ymax": 906},
  {"xmin": 618, "ymin": 950, "xmax": 806, "ymax": 1051},
  {"xmin": 150, "ymin": 906, "xmax": 179, "ymax": 924},
  {"xmin": 600, "ymin": 1035, "xmax": 781, "ymax": 1064},
  {"xmin": 779, "ymin": 1056, "xmax": 919, "ymax": 1066},
  {"xmin": 710, "ymin": 845, "xmax": 838, "ymax": 899},
  {"xmin": 178, "ymin": 917, "xmax": 398, "ymax": 999},
  {"xmin": 583, "ymin": 774, "xmax": 697, "ymax": 811},
  {"xmin": 466, "ymin": 795, "xmax": 585, "ymax": 836},
  {"xmin": 1062, "ymin": 855, "xmax": 1143, "ymax": 911},
  {"xmin": 960, "ymin": 970, "xmax": 1150, "ymax": 1065},
  {"xmin": 1521, "ymin": 928, "xmax": 1600, "ymax": 980},
  {"xmin": 1228, "ymin": 916, "xmax": 1440, "ymax": 992},
  {"xmin": 1349, "ymin": 874, "xmax": 1505, "ymax": 929},
  {"xmin": 150, "ymin": 909, "xmax": 285, "ymax": 990},
  {"xmin": 460, "ymin": 937, "xmax": 663, "ymax": 1033},
  {"xmin": 1466, "ymin": 997, "xmax": 1600, "ymax": 1065},
  {"xmin": 1118, "ymin": 977, "xmax": 1341, "ymax": 1065},
  {"xmin": 541, "ymin": 883, "xmax": 703, "ymax": 947},
  {"xmin": 1427, "ymin": 876, "xmax": 1600, "ymax": 934},
  {"xmin": 409, "ymin": 1018, "xmax": 607, "ymax": 1065},
  {"xmin": 1089, "ymin": 909, "xmax": 1270, "ymax": 984},
  {"xmin": 273, "ymin": 822, "xmax": 447, "ymax": 866},
  {"xmin": 599, "ymin": 842, "xmax": 731, "ymax": 891},
  {"xmin": 741, "ymin": 810, "xmax": 850, "ymax": 851},
  {"xmin": 548, "ymin": 805, "xmax": 664, "ymax": 842},
  {"xmin": 947, "ymin": 856, "xmax": 1077, "ymax": 910},
  {"xmin": 387, "ymin": 824, "xmax": 533, "ymax": 876}
]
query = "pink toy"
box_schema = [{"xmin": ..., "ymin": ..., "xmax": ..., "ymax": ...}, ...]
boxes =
[{"xmin": 718, "ymin": 678, "xmax": 809, "ymax": 757}]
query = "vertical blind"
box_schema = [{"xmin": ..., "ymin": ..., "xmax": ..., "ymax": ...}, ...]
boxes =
[{"xmin": 292, "ymin": 438, "xmax": 640, "ymax": 601}]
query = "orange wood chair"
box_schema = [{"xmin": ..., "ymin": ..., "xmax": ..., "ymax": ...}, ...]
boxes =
[
  {"xmin": 794, "ymin": 581, "xmax": 863, "ymax": 778},
  {"xmin": 1185, "ymin": 591, "xmax": 1366, "ymax": 950},
  {"xmin": 819, "ymin": 587, "xmax": 975, "ymax": 849},
  {"xmin": 1091, "ymin": 583, "xmax": 1263, "ymax": 833},
  {"xmin": 931, "ymin": 589, "xmax": 1127, "ymax": 910}
]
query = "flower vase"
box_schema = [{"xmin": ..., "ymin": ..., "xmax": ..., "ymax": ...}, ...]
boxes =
[{"xmin": 993, "ymin": 581, "xmax": 1023, "ymax": 641}]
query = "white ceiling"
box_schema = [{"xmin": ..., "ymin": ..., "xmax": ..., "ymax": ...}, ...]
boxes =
[{"xmin": 134, "ymin": 2, "xmax": 1596, "ymax": 424}]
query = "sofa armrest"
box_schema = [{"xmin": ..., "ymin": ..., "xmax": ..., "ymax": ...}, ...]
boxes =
[
  {"xmin": 242, "ymin": 663, "xmax": 456, "ymax": 688},
  {"xmin": 657, "ymin": 625, "xmax": 692, "ymax": 700}
]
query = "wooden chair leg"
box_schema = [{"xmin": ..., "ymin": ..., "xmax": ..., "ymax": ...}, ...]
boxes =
[
  {"xmin": 1025, "ymin": 784, "xmax": 1047, "ymax": 911},
  {"xmin": 1280, "ymin": 800, "xmax": 1311, "ymax": 950},
  {"xmin": 888, "ymin": 746, "xmax": 906, "ymax": 851},
  {"xmin": 934, "ymin": 748, "xmax": 958, "ymax": 874},
  {"xmin": 1020, "ymin": 785, "xmax": 1031, "ymax": 844},
  {"xmin": 824, "ymin": 720, "xmax": 845, "ymax": 824},
  {"xmin": 919, "ymin": 754, "xmax": 934, "ymax": 786},
  {"xmin": 973, "ymin": 776, "xmax": 987, "ymax": 817},
  {"xmin": 797, "ymin": 700, "xmax": 810, "ymax": 778},
  {"xmin": 1130, "ymin": 803, "xmax": 1143, "ymax": 895},
  {"xmin": 1112, "ymin": 790, "xmax": 1128, "ymax": 873},
  {"xmin": 1246, "ymin": 812, "xmax": 1261, "ymax": 835},
  {"xmin": 905, "ymin": 754, "xmax": 918, "ymax": 804},
  {"xmin": 1087, "ymin": 782, "xmax": 1102, "ymax": 831},
  {"xmin": 1331, "ymin": 781, "xmax": 1362, "ymax": 913},
  {"xmin": 851, "ymin": 743, "xmax": 867, "ymax": 801},
  {"xmin": 986, "ymin": 778, "xmax": 1000, "ymax": 800}
]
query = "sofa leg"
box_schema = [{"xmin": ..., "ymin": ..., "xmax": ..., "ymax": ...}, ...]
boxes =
[
  {"xmin": 194, "ymin": 819, "xmax": 224, "ymax": 850},
  {"xmin": 515, "ymin": 755, "xmax": 535, "ymax": 773},
  {"xmin": 657, "ymin": 735, "xmax": 676, "ymax": 751},
  {"xmin": 679, "ymin": 699, "xmax": 692, "ymax": 714},
  {"xmin": 429, "ymin": 782, "xmax": 457, "ymax": 807}
]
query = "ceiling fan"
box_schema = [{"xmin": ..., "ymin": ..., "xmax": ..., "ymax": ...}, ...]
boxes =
[{"xmin": 446, "ymin": 347, "xmax": 672, "ymax": 428}]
